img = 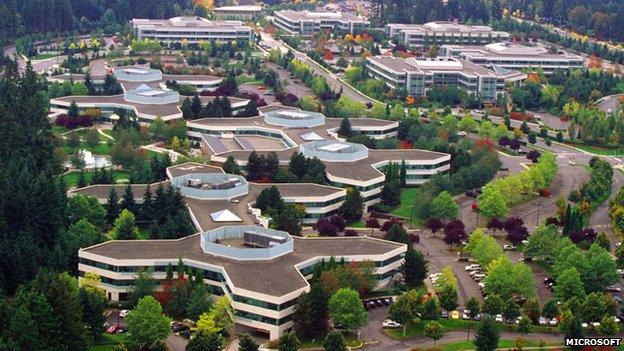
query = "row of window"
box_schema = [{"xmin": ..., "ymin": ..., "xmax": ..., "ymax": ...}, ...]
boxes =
[
  {"xmin": 235, "ymin": 310, "xmax": 293, "ymax": 326},
  {"xmin": 79, "ymin": 258, "xmax": 226, "ymax": 282}
]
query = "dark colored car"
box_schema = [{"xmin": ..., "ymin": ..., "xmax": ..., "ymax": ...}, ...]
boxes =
[
  {"xmin": 375, "ymin": 299, "xmax": 384, "ymax": 307},
  {"xmin": 383, "ymin": 297, "xmax": 393, "ymax": 305}
]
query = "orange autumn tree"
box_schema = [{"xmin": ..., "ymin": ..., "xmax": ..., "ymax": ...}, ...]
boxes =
[
  {"xmin": 195, "ymin": 0, "xmax": 214, "ymax": 10},
  {"xmin": 405, "ymin": 95, "xmax": 416, "ymax": 106},
  {"xmin": 587, "ymin": 55, "xmax": 603, "ymax": 69}
]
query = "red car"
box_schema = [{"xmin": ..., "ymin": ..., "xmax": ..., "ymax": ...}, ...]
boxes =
[{"xmin": 106, "ymin": 325, "xmax": 120, "ymax": 334}]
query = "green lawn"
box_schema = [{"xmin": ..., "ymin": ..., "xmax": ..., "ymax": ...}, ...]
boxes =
[
  {"xmin": 438, "ymin": 339, "xmax": 558, "ymax": 351},
  {"xmin": 565, "ymin": 143, "xmax": 624, "ymax": 156},
  {"xmin": 52, "ymin": 125, "xmax": 69, "ymax": 135},
  {"xmin": 87, "ymin": 333, "xmax": 126, "ymax": 351},
  {"xmin": 386, "ymin": 319, "xmax": 559, "ymax": 340},
  {"xmin": 63, "ymin": 170, "xmax": 131, "ymax": 187},
  {"xmin": 296, "ymin": 332, "xmax": 362, "ymax": 349},
  {"xmin": 391, "ymin": 187, "xmax": 419, "ymax": 218},
  {"xmin": 32, "ymin": 53, "xmax": 60, "ymax": 60}
]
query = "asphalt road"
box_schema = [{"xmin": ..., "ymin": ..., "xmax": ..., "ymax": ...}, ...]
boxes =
[
  {"xmin": 260, "ymin": 32, "xmax": 377, "ymax": 105},
  {"xmin": 597, "ymin": 93, "xmax": 623, "ymax": 114}
]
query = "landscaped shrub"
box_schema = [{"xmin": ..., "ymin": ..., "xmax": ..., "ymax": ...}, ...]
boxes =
[{"xmin": 56, "ymin": 114, "xmax": 94, "ymax": 129}]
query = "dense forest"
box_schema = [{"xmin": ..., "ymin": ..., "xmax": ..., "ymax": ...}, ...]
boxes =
[
  {"xmin": 0, "ymin": 0, "xmax": 194, "ymax": 47},
  {"xmin": 370, "ymin": 0, "xmax": 624, "ymax": 42}
]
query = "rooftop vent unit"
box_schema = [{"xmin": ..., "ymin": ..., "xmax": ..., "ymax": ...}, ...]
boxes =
[
  {"xmin": 187, "ymin": 178, "xmax": 203, "ymax": 188},
  {"xmin": 244, "ymin": 230, "xmax": 287, "ymax": 248}
]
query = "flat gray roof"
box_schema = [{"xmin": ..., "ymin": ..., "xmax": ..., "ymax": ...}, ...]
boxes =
[
  {"xmin": 51, "ymin": 95, "xmax": 248, "ymax": 120},
  {"xmin": 81, "ymin": 234, "xmax": 403, "ymax": 297},
  {"xmin": 275, "ymin": 10, "xmax": 366, "ymax": 23}
]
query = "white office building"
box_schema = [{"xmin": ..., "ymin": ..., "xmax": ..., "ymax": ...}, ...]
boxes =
[
  {"xmin": 385, "ymin": 21, "xmax": 510, "ymax": 49},
  {"xmin": 132, "ymin": 16, "xmax": 253, "ymax": 44},
  {"xmin": 441, "ymin": 42, "xmax": 584, "ymax": 75},
  {"xmin": 366, "ymin": 56, "xmax": 525, "ymax": 102},
  {"xmin": 273, "ymin": 10, "xmax": 369, "ymax": 36}
]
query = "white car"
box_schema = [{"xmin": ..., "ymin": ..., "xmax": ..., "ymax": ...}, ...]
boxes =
[
  {"xmin": 462, "ymin": 310, "xmax": 471, "ymax": 320},
  {"xmin": 429, "ymin": 273, "xmax": 441, "ymax": 282},
  {"xmin": 119, "ymin": 310, "xmax": 131, "ymax": 318},
  {"xmin": 538, "ymin": 317, "xmax": 548, "ymax": 326},
  {"xmin": 549, "ymin": 318, "xmax": 558, "ymax": 326},
  {"xmin": 465, "ymin": 264, "xmax": 481, "ymax": 271},
  {"xmin": 503, "ymin": 244, "xmax": 516, "ymax": 251},
  {"xmin": 473, "ymin": 273, "xmax": 486, "ymax": 281},
  {"xmin": 382, "ymin": 319, "xmax": 402, "ymax": 329},
  {"xmin": 457, "ymin": 131, "xmax": 467, "ymax": 137},
  {"xmin": 469, "ymin": 270, "xmax": 482, "ymax": 277},
  {"xmin": 495, "ymin": 314, "xmax": 503, "ymax": 323},
  {"xmin": 614, "ymin": 316, "xmax": 621, "ymax": 323},
  {"xmin": 617, "ymin": 269, "xmax": 624, "ymax": 276}
]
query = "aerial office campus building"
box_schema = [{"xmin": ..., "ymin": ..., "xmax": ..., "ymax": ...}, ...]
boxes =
[
  {"xmin": 440, "ymin": 42, "xmax": 584, "ymax": 75},
  {"xmin": 385, "ymin": 21, "xmax": 511, "ymax": 49},
  {"xmin": 75, "ymin": 162, "xmax": 407, "ymax": 339},
  {"xmin": 187, "ymin": 105, "xmax": 451, "ymax": 208},
  {"xmin": 48, "ymin": 66, "xmax": 248, "ymax": 122},
  {"xmin": 131, "ymin": 16, "xmax": 253, "ymax": 44},
  {"xmin": 366, "ymin": 56, "xmax": 526, "ymax": 102},
  {"xmin": 213, "ymin": 5, "xmax": 262, "ymax": 20},
  {"xmin": 273, "ymin": 10, "xmax": 369, "ymax": 36}
]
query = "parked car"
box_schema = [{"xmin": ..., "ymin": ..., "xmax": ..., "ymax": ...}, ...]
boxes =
[
  {"xmin": 469, "ymin": 270, "xmax": 482, "ymax": 277},
  {"xmin": 457, "ymin": 131, "xmax": 467, "ymax": 137},
  {"xmin": 465, "ymin": 264, "xmax": 481, "ymax": 271},
  {"xmin": 119, "ymin": 310, "xmax": 131, "ymax": 318},
  {"xmin": 473, "ymin": 313, "xmax": 482, "ymax": 321},
  {"xmin": 382, "ymin": 319, "xmax": 402, "ymax": 329},
  {"xmin": 375, "ymin": 299, "xmax": 384, "ymax": 307},
  {"xmin": 503, "ymin": 244, "xmax": 516, "ymax": 251},
  {"xmin": 440, "ymin": 310, "xmax": 449, "ymax": 318},
  {"xmin": 383, "ymin": 297, "xmax": 393, "ymax": 305},
  {"xmin": 549, "ymin": 318, "xmax": 558, "ymax": 326},
  {"xmin": 617, "ymin": 269, "xmax": 624, "ymax": 276},
  {"xmin": 495, "ymin": 314, "xmax": 503, "ymax": 323},
  {"xmin": 429, "ymin": 273, "xmax": 441, "ymax": 280},
  {"xmin": 538, "ymin": 317, "xmax": 548, "ymax": 326},
  {"xmin": 473, "ymin": 273, "xmax": 486, "ymax": 281},
  {"xmin": 543, "ymin": 277, "xmax": 555, "ymax": 285},
  {"xmin": 462, "ymin": 310, "xmax": 471, "ymax": 320},
  {"xmin": 606, "ymin": 286, "xmax": 622, "ymax": 293},
  {"xmin": 450, "ymin": 310, "xmax": 461, "ymax": 319}
]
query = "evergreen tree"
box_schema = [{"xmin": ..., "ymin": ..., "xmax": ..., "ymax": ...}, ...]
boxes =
[
  {"xmin": 400, "ymin": 160, "xmax": 407, "ymax": 187},
  {"xmin": 277, "ymin": 332, "xmax": 300, "ymax": 351},
  {"xmin": 474, "ymin": 315, "xmax": 500, "ymax": 351},
  {"xmin": 111, "ymin": 209, "xmax": 139, "ymax": 240},
  {"xmin": 128, "ymin": 269, "xmax": 156, "ymax": 307},
  {"xmin": 77, "ymin": 169, "xmax": 88, "ymax": 188},
  {"xmin": 323, "ymin": 330, "xmax": 347, "ymax": 351},
  {"xmin": 338, "ymin": 118, "xmax": 353, "ymax": 137},
  {"xmin": 381, "ymin": 180, "xmax": 401, "ymax": 207},
  {"xmin": 223, "ymin": 155, "xmax": 241, "ymax": 175},
  {"xmin": 106, "ymin": 188, "xmax": 120, "ymax": 224},
  {"xmin": 141, "ymin": 184, "xmax": 154, "ymax": 222},
  {"xmin": 266, "ymin": 151, "xmax": 280, "ymax": 181},
  {"xmin": 68, "ymin": 100, "xmax": 79, "ymax": 117},
  {"xmin": 289, "ymin": 152, "xmax": 308, "ymax": 179},
  {"xmin": 121, "ymin": 184, "xmax": 138, "ymax": 215},
  {"xmin": 191, "ymin": 94, "xmax": 203, "ymax": 119},
  {"xmin": 338, "ymin": 188, "xmax": 364, "ymax": 223},
  {"xmin": 186, "ymin": 330, "xmax": 224, "ymax": 351},
  {"xmin": 241, "ymin": 100, "xmax": 258, "ymax": 117},
  {"xmin": 293, "ymin": 283, "xmax": 329, "ymax": 340},
  {"xmin": 238, "ymin": 333, "xmax": 259, "ymax": 351},
  {"xmin": 246, "ymin": 151, "xmax": 265, "ymax": 181},
  {"xmin": 403, "ymin": 245, "xmax": 427, "ymax": 288}
]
